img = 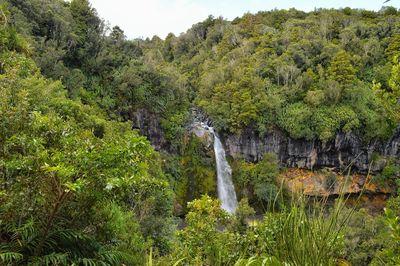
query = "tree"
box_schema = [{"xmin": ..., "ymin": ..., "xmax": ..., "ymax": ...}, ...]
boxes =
[
  {"xmin": 67, "ymin": 0, "xmax": 103, "ymax": 68},
  {"xmin": 110, "ymin": 25, "xmax": 125, "ymax": 44},
  {"xmin": 373, "ymin": 56, "xmax": 400, "ymax": 124},
  {"xmin": 0, "ymin": 17, "xmax": 173, "ymax": 264},
  {"xmin": 173, "ymin": 195, "xmax": 233, "ymax": 265},
  {"xmin": 327, "ymin": 50, "xmax": 356, "ymax": 85},
  {"xmin": 278, "ymin": 103, "xmax": 314, "ymax": 139},
  {"xmin": 386, "ymin": 35, "xmax": 400, "ymax": 62}
]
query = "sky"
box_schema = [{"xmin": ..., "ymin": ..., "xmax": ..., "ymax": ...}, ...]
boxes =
[{"xmin": 89, "ymin": 0, "xmax": 400, "ymax": 40}]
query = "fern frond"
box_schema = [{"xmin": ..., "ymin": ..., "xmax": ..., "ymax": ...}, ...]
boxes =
[
  {"xmin": 0, "ymin": 251, "xmax": 23, "ymax": 264},
  {"xmin": 78, "ymin": 258, "xmax": 108, "ymax": 266},
  {"xmin": 99, "ymin": 249, "xmax": 141, "ymax": 265},
  {"xmin": 31, "ymin": 252, "xmax": 68, "ymax": 266}
]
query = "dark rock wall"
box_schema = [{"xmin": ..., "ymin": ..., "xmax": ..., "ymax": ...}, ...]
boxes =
[
  {"xmin": 132, "ymin": 109, "xmax": 167, "ymax": 151},
  {"xmin": 224, "ymin": 126, "xmax": 400, "ymax": 173},
  {"xmin": 132, "ymin": 108, "xmax": 400, "ymax": 174}
]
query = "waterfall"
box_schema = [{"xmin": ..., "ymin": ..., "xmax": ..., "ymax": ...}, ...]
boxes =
[
  {"xmin": 211, "ymin": 128, "xmax": 238, "ymax": 213},
  {"xmin": 194, "ymin": 121, "xmax": 238, "ymax": 213}
]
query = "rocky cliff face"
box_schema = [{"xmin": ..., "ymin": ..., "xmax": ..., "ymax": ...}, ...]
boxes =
[
  {"xmin": 224, "ymin": 126, "xmax": 400, "ymax": 173},
  {"xmin": 132, "ymin": 108, "xmax": 400, "ymax": 174},
  {"xmin": 132, "ymin": 108, "xmax": 167, "ymax": 151}
]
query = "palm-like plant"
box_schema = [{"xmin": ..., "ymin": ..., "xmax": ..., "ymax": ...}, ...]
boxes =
[{"xmin": 0, "ymin": 219, "xmax": 132, "ymax": 265}]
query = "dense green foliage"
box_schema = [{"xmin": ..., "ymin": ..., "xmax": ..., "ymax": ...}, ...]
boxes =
[
  {"xmin": 6, "ymin": 0, "xmax": 400, "ymax": 143},
  {"xmin": 176, "ymin": 136, "xmax": 216, "ymax": 210},
  {"xmin": 1, "ymin": 0, "xmax": 400, "ymax": 265},
  {"xmin": 0, "ymin": 5, "xmax": 173, "ymax": 264},
  {"xmin": 5, "ymin": 0, "xmax": 190, "ymax": 149},
  {"xmin": 232, "ymin": 153, "xmax": 280, "ymax": 209},
  {"xmin": 159, "ymin": 195, "xmax": 348, "ymax": 265},
  {"xmin": 190, "ymin": 11, "xmax": 400, "ymax": 140}
]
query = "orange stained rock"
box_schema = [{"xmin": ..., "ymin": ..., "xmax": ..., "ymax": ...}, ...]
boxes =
[{"xmin": 278, "ymin": 168, "xmax": 394, "ymax": 197}]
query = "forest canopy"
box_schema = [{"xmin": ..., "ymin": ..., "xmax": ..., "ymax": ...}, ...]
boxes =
[
  {"xmin": 4, "ymin": 0, "xmax": 400, "ymax": 142},
  {"xmin": 1, "ymin": 0, "xmax": 400, "ymax": 265}
]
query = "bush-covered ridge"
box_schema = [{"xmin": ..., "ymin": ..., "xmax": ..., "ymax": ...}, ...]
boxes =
[
  {"xmin": 188, "ymin": 9, "xmax": 400, "ymax": 140},
  {"xmin": 1, "ymin": 1, "xmax": 400, "ymax": 265},
  {"xmin": 0, "ymin": 5, "xmax": 173, "ymax": 264},
  {"xmin": 5, "ymin": 0, "xmax": 400, "ymax": 144}
]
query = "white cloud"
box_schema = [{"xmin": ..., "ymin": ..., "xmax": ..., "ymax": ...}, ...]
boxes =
[{"xmin": 90, "ymin": 0, "xmax": 210, "ymax": 39}]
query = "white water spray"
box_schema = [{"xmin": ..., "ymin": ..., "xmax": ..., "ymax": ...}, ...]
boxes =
[
  {"xmin": 195, "ymin": 122, "xmax": 238, "ymax": 213},
  {"xmin": 212, "ymin": 129, "xmax": 238, "ymax": 213}
]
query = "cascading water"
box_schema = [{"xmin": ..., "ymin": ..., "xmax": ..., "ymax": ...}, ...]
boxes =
[
  {"xmin": 193, "ymin": 121, "xmax": 238, "ymax": 213},
  {"xmin": 210, "ymin": 127, "xmax": 238, "ymax": 213}
]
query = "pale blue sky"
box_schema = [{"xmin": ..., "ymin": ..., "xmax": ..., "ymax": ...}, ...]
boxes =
[{"xmin": 89, "ymin": 0, "xmax": 400, "ymax": 39}]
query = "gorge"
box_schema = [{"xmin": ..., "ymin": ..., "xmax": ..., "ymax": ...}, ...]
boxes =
[
  {"xmin": 134, "ymin": 107, "xmax": 399, "ymax": 212},
  {"xmin": 2, "ymin": 1, "xmax": 400, "ymax": 264},
  {"xmin": 135, "ymin": 108, "xmax": 400, "ymax": 173}
]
